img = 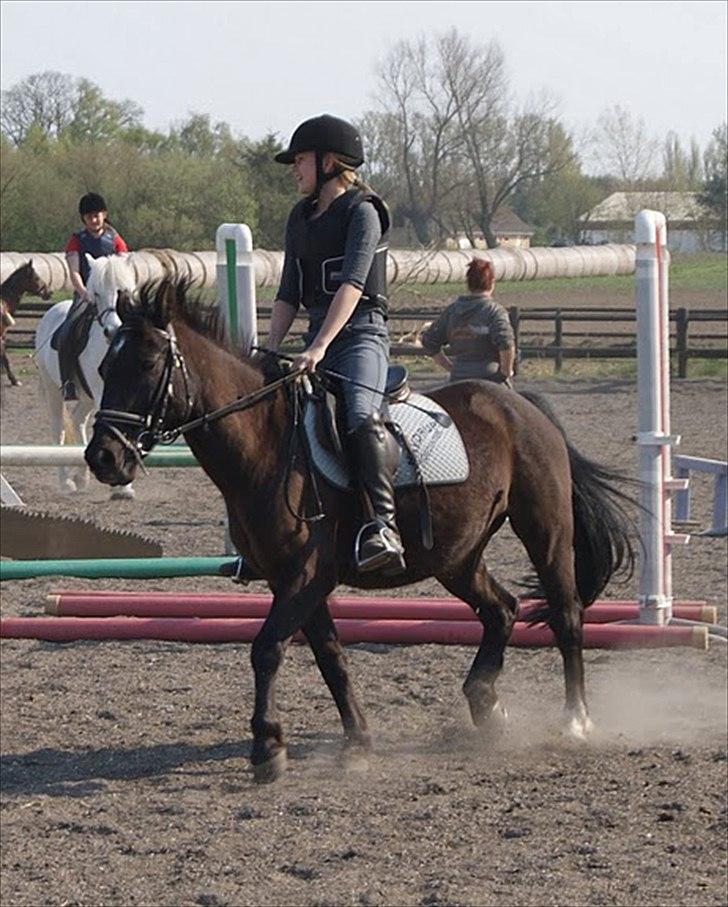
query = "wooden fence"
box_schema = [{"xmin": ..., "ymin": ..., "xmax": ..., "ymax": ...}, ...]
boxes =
[{"xmin": 8, "ymin": 303, "xmax": 727, "ymax": 378}]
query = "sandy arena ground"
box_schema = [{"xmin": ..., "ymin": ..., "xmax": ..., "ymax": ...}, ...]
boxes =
[{"xmin": 1, "ymin": 363, "xmax": 726, "ymax": 907}]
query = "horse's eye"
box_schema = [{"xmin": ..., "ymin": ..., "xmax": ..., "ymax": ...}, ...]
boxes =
[{"xmin": 141, "ymin": 359, "xmax": 157, "ymax": 372}]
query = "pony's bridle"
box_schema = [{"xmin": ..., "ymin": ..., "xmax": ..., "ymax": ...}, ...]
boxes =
[
  {"xmin": 94, "ymin": 324, "xmax": 194, "ymax": 469},
  {"xmin": 92, "ymin": 289, "xmax": 125, "ymax": 340}
]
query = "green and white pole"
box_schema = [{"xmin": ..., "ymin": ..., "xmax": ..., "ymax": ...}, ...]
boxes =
[
  {"xmin": 215, "ymin": 223, "xmax": 257, "ymax": 354},
  {"xmin": 215, "ymin": 224, "xmax": 257, "ymax": 554}
]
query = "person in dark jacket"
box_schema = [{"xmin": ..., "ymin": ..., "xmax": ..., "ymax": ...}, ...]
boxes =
[
  {"xmin": 265, "ymin": 114, "xmax": 405, "ymax": 575},
  {"xmin": 59, "ymin": 193, "xmax": 128, "ymax": 400},
  {"xmin": 420, "ymin": 258, "xmax": 515, "ymax": 385}
]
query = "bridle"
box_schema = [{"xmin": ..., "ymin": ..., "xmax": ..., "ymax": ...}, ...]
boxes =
[
  {"xmin": 92, "ymin": 287, "xmax": 127, "ymax": 340},
  {"xmin": 93, "ymin": 323, "xmax": 301, "ymax": 472},
  {"xmin": 94, "ymin": 323, "xmax": 194, "ymax": 470}
]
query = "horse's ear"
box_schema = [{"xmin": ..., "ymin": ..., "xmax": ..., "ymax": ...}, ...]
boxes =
[
  {"xmin": 27, "ymin": 258, "xmax": 33, "ymax": 268},
  {"xmin": 147, "ymin": 279, "xmax": 175, "ymax": 330},
  {"xmin": 85, "ymin": 253, "xmax": 95, "ymax": 272}
]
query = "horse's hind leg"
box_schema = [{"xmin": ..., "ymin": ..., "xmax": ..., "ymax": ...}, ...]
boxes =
[
  {"xmin": 302, "ymin": 603, "xmax": 370, "ymax": 763},
  {"xmin": 508, "ymin": 503, "xmax": 591, "ymax": 740},
  {"xmin": 440, "ymin": 559, "xmax": 518, "ymax": 734}
]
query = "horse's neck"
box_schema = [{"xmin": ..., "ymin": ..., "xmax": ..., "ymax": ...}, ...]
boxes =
[
  {"xmin": 0, "ymin": 276, "xmax": 23, "ymax": 312},
  {"xmin": 177, "ymin": 324, "xmax": 278, "ymax": 467}
]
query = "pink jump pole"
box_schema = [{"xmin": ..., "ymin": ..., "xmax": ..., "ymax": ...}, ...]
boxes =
[
  {"xmin": 45, "ymin": 593, "xmax": 717, "ymax": 625},
  {"xmin": 1, "ymin": 616, "xmax": 708, "ymax": 649}
]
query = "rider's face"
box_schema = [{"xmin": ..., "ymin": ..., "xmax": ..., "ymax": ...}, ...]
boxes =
[
  {"xmin": 292, "ymin": 152, "xmax": 316, "ymax": 195},
  {"xmin": 82, "ymin": 210, "xmax": 107, "ymax": 234}
]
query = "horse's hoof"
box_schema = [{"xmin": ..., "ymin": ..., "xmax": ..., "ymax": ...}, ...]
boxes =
[
  {"xmin": 562, "ymin": 713, "xmax": 594, "ymax": 742},
  {"xmin": 470, "ymin": 699, "xmax": 509, "ymax": 735},
  {"xmin": 61, "ymin": 480, "xmax": 77, "ymax": 495},
  {"xmin": 110, "ymin": 486, "xmax": 135, "ymax": 501},
  {"xmin": 252, "ymin": 749, "xmax": 287, "ymax": 784},
  {"xmin": 340, "ymin": 743, "xmax": 371, "ymax": 774}
]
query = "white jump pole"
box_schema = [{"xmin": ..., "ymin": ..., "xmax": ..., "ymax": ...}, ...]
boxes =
[
  {"xmin": 634, "ymin": 210, "xmax": 689, "ymax": 625},
  {"xmin": 215, "ymin": 224, "xmax": 257, "ymax": 354}
]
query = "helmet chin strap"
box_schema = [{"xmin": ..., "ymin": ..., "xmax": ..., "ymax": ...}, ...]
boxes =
[{"xmin": 313, "ymin": 150, "xmax": 339, "ymax": 201}]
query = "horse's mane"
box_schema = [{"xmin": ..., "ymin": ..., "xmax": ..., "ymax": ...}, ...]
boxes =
[
  {"xmin": 88, "ymin": 254, "xmax": 136, "ymax": 295},
  {"xmin": 133, "ymin": 279, "xmax": 232, "ymax": 353}
]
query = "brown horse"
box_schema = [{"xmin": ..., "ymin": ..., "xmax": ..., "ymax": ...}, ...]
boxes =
[
  {"xmin": 0, "ymin": 261, "xmax": 52, "ymax": 386},
  {"xmin": 85, "ymin": 282, "xmax": 635, "ymax": 783}
]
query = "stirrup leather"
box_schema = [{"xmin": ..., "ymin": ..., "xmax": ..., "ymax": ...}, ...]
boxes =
[{"xmin": 354, "ymin": 519, "xmax": 405, "ymax": 573}]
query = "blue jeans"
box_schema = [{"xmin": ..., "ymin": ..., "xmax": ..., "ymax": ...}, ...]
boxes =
[{"xmin": 305, "ymin": 312, "xmax": 390, "ymax": 433}]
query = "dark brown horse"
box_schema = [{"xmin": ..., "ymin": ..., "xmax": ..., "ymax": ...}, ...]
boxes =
[
  {"xmin": 85, "ymin": 282, "xmax": 635, "ymax": 783},
  {"xmin": 1, "ymin": 261, "xmax": 52, "ymax": 386}
]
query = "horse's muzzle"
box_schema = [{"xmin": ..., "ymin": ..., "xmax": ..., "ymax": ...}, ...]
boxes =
[{"xmin": 85, "ymin": 433, "xmax": 137, "ymax": 486}]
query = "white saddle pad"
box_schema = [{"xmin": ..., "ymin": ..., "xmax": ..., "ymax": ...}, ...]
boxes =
[{"xmin": 303, "ymin": 393, "xmax": 470, "ymax": 491}]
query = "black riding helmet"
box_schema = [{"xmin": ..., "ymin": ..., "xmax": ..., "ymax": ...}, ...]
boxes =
[
  {"xmin": 275, "ymin": 115, "xmax": 364, "ymax": 199},
  {"xmin": 275, "ymin": 114, "xmax": 364, "ymax": 166},
  {"xmin": 79, "ymin": 192, "xmax": 107, "ymax": 216}
]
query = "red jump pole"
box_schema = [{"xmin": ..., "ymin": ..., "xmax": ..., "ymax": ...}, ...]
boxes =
[
  {"xmin": 1, "ymin": 616, "xmax": 709, "ymax": 649},
  {"xmin": 45, "ymin": 593, "xmax": 717, "ymax": 625}
]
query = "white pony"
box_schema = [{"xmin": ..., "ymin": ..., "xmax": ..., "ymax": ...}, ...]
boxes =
[{"xmin": 34, "ymin": 254, "xmax": 137, "ymax": 497}]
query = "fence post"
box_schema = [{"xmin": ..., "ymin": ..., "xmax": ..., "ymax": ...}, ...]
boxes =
[
  {"xmin": 508, "ymin": 306, "xmax": 520, "ymax": 375},
  {"xmin": 675, "ymin": 307, "xmax": 689, "ymax": 379},
  {"xmin": 554, "ymin": 309, "xmax": 563, "ymax": 373}
]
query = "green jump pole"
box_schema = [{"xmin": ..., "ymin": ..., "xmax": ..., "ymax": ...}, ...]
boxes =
[{"xmin": 0, "ymin": 556, "xmax": 233, "ymax": 581}]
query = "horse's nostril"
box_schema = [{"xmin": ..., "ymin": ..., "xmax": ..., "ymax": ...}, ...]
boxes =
[{"xmin": 95, "ymin": 448, "xmax": 116, "ymax": 469}]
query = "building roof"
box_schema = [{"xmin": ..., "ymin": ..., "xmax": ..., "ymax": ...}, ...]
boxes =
[
  {"xmin": 584, "ymin": 191, "xmax": 708, "ymax": 224},
  {"xmin": 491, "ymin": 207, "xmax": 535, "ymax": 236}
]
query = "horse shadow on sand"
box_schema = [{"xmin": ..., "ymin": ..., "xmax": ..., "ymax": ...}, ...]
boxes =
[{"xmin": 0, "ymin": 734, "xmax": 338, "ymax": 798}]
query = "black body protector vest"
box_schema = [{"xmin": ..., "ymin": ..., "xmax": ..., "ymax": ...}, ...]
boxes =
[
  {"xmin": 73, "ymin": 227, "xmax": 118, "ymax": 284},
  {"xmin": 288, "ymin": 189, "xmax": 390, "ymax": 325}
]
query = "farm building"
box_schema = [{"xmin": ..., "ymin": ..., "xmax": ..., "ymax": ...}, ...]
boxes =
[{"xmin": 581, "ymin": 190, "xmax": 726, "ymax": 252}]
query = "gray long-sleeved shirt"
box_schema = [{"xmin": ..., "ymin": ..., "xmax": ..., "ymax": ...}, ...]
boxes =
[{"xmin": 420, "ymin": 295, "xmax": 515, "ymax": 381}]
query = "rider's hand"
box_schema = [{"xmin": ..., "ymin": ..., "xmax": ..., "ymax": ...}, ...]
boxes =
[{"xmin": 292, "ymin": 343, "xmax": 326, "ymax": 374}]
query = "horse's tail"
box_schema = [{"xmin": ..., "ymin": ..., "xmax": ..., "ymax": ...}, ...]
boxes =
[{"xmin": 520, "ymin": 391, "xmax": 638, "ymax": 609}]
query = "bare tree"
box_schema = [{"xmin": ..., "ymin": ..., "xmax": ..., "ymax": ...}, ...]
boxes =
[
  {"xmin": 370, "ymin": 36, "xmax": 463, "ymax": 245},
  {"xmin": 1, "ymin": 71, "xmax": 142, "ymax": 146},
  {"xmin": 594, "ymin": 104, "xmax": 658, "ymax": 184},
  {"xmin": 662, "ymin": 132, "xmax": 703, "ymax": 190},
  {"xmin": 1, "ymin": 71, "xmax": 77, "ymax": 144},
  {"xmin": 370, "ymin": 29, "xmax": 574, "ymax": 248}
]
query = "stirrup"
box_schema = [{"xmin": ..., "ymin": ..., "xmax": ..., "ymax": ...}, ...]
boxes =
[
  {"xmin": 354, "ymin": 520, "xmax": 406, "ymax": 574},
  {"xmin": 62, "ymin": 380, "xmax": 78, "ymax": 402}
]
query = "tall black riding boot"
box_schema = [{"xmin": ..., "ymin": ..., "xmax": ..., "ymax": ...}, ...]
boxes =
[
  {"xmin": 348, "ymin": 412, "xmax": 406, "ymax": 575},
  {"xmin": 59, "ymin": 335, "xmax": 78, "ymax": 400},
  {"xmin": 58, "ymin": 322, "xmax": 78, "ymax": 400}
]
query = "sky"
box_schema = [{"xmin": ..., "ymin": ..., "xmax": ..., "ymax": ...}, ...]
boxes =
[{"xmin": 1, "ymin": 0, "xmax": 726, "ymax": 158}]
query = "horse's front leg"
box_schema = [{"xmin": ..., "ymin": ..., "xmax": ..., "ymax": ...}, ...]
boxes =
[
  {"xmin": 249, "ymin": 565, "xmax": 337, "ymax": 783},
  {"xmin": 302, "ymin": 604, "xmax": 371, "ymax": 765},
  {"xmin": 71, "ymin": 400, "xmax": 95, "ymax": 492}
]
